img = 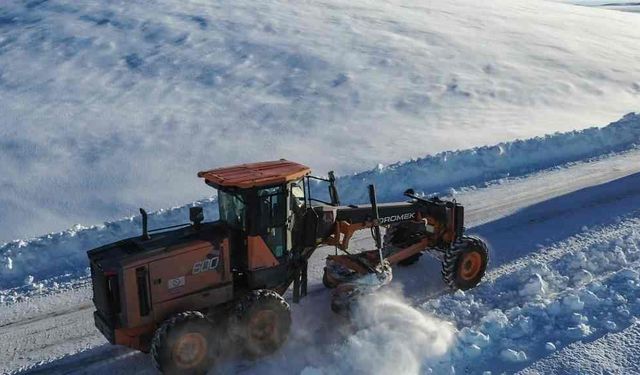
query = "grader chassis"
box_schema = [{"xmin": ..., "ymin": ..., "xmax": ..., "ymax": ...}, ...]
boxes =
[{"xmin": 87, "ymin": 160, "xmax": 489, "ymax": 374}]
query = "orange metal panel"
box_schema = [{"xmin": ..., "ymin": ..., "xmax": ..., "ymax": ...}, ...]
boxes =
[
  {"xmin": 198, "ymin": 160, "xmax": 310, "ymax": 189},
  {"xmin": 114, "ymin": 324, "xmax": 155, "ymax": 352},
  {"xmin": 247, "ymin": 235, "xmax": 279, "ymax": 270},
  {"xmin": 148, "ymin": 243, "xmax": 231, "ymax": 304},
  {"xmin": 153, "ymin": 283, "xmax": 233, "ymax": 323},
  {"xmin": 122, "ymin": 266, "xmax": 156, "ymax": 328}
]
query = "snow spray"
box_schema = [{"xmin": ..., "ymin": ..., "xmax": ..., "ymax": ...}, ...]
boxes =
[{"xmin": 331, "ymin": 289, "xmax": 455, "ymax": 374}]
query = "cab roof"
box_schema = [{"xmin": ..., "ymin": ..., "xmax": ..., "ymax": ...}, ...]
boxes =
[{"xmin": 197, "ymin": 160, "xmax": 311, "ymax": 189}]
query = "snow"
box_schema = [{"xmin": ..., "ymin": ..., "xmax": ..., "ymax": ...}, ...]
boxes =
[
  {"xmin": 560, "ymin": 1, "xmax": 640, "ymax": 13},
  {"xmin": 2, "ymin": 0, "xmax": 640, "ymax": 242},
  {"xmin": 1, "ymin": 0, "xmax": 640, "ymax": 373},
  {"xmin": 520, "ymin": 323, "xmax": 640, "ymax": 374},
  {"xmin": 336, "ymin": 112, "xmax": 640, "ymax": 204},
  {"xmin": 0, "ymin": 197, "xmax": 218, "ymax": 290},
  {"xmin": 327, "ymin": 292, "xmax": 456, "ymax": 375},
  {"xmin": 519, "ymin": 274, "xmax": 547, "ymax": 298},
  {"xmin": 2, "ymin": 115, "xmax": 639, "ymax": 291},
  {"xmin": 501, "ymin": 348, "xmax": 528, "ymax": 363},
  {"xmin": 3, "ymin": 146, "xmax": 640, "ymax": 374}
]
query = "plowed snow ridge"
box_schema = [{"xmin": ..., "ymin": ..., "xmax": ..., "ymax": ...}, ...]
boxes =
[{"xmin": 1, "ymin": 113, "xmax": 639, "ymax": 292}]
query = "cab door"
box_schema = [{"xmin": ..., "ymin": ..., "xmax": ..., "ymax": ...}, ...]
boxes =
[{"xmin": 257, "ymin": 185, "xmax": 288, "ymax": 258}]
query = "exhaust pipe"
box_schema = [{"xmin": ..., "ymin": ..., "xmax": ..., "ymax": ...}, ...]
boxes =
[{"xmin": 139, "ymin": 208, "xmax": 150, "ymax": 240}]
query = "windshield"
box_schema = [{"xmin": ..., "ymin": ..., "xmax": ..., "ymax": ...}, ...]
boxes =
[{"xmin": 218, "ymin": 190, "xmax": 246, "ymax": 229}]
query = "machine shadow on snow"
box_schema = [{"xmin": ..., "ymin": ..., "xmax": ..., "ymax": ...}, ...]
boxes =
[
  {"xmin": 472, "ymin": 172, "xmax": 640, "ymax": 268},
  {"xmin": 16, "ymin": 172, "xmax": 640, "ymax": 375}
]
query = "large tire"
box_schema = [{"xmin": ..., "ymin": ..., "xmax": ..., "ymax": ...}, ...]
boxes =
[
  {"xmin": 235, "ymin": 290, "xmax": 291, "ymax": 358},
  {"xmin": 151, "ymin": 311, "xmax": 218, "ymax": 375},
  {"xmin": 322, "ymin": 267, "xmax": 338, "ymax": 289},
  {"xmin": 441, "ymin": 236, "xmax": 489, "ymax": 290}
]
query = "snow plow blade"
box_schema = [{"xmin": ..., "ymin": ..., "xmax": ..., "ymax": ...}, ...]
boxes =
[{"xmin": 329, "ymin": 261, "xmax": 393, "ymax": 315}]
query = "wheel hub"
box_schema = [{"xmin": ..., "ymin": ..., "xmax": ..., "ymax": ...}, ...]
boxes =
[
  {"xmin": 172, "ymin": 332, "xmax": 207, "ymax": 369},
  {"xmin": 460, "ymin": 251, "xmax": 482, "ymax": 281},
  {"xmin": 249, "ymin": 310, "xmax": 278, "ymax": 343}
]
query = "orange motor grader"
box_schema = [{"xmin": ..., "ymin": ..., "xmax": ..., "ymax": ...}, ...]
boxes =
[{"xmin": 87, "ymin": 160, "xmax": 488, "ymax": 374}]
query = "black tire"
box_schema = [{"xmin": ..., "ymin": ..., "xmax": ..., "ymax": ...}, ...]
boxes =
[
  {"xmin": 151, "ymin": 311, "xmax": 218, "ymax": 375},
  {"xmin": 235, "ymin": 290, "xmax": 291, "ymax": 358},
  {"xmin": 397, "ymin": 253, "xmax": 422, "ymax": 266},
  {"xmin": 322, "ymin": 267, "xmax": 338, "ymax": 289},
  {"xmin": 441, "ymin": 236, "xmax": 489, "ymax": 290},
  {"xmin": 383, "ymin": 222, "xmax": 427, "ymax": 261}
]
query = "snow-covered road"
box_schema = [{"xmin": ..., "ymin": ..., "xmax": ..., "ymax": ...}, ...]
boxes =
[{"xmin": 4, "ymin": 148, "xmax": 640, "ymax": 375}]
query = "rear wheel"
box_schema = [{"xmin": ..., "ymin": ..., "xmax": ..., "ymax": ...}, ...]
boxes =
[
  {"xmin": 442, "ymin": 236, "xmax": 489, "ymax": 290},
  {"xmin": 236, "ymin": 290, "xmax": 291, "ymax": 358},
  {"xmin": 151, "ymin": 311, "xmax": 218, "ymax": 375}
]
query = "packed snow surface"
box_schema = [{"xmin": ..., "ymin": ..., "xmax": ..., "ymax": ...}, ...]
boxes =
[{"xmin": 2, "ymin": 0, "xmax": 640, "ymax": 242}]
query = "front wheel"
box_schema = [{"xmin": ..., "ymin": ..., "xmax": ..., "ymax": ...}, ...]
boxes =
[
  {"xmin": 151, "ymin": 311, "xmax": 218, "ymax": 375},
  {"xmin": 441, "ymin": 236, "xmax": 489, "ymax": 290},
  {"xmin": 235, "ymin": 290, "xmax": 291, "ymax": 358},
  {"xmin": 322, "ymin": 267, "xmax": 338, "ymax": 289}
]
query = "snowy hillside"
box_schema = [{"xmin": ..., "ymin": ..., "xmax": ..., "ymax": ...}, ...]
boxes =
[{"xmin": 2, "ymin": 0, "xmax": 640, "ymax": 242}]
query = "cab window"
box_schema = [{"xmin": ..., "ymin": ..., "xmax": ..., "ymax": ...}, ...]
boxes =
[
  {"xmin": 258, "ymin": 186, "xmax": 286, "ymax": 257},
  {"xmin": 218, "ymin": 190, "xmax": 246, "ymax": 229}
]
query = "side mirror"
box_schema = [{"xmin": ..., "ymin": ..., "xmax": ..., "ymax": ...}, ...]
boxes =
[{"xmin": 190, "ymin": 206, "xmax": 204, "ymax": 228}]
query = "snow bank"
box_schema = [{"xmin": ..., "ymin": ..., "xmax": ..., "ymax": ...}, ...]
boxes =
[
  {"xmin": 0, "ymin": 198, "xmax": 218, "ymax": 290},
  {"xmin": 2, "ymin": 113, "xmax": 639, "ymax": 291},
  {"xmin": 336, "ymin": 113, "xmax": 640, "ymax": 203},
  {"xmin": 419, "ymin": 216, "xmax": 640, "ymax": 373}
]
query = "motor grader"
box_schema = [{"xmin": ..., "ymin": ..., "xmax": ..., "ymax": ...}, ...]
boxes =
[{"xmin": 87, "ymin": 160, "xmax": 489, "ymax": 374}]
